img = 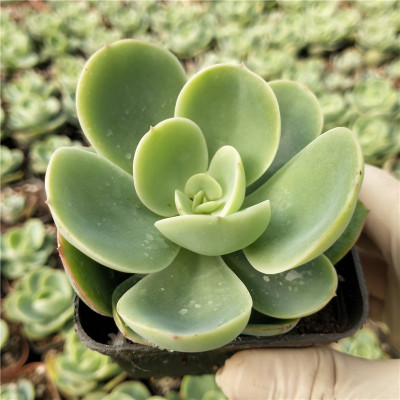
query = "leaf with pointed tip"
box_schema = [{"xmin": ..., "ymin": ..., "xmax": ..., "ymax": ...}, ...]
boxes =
[
  {"xmin": 208, "ymin": 146, "xmax": 246, "ymax": 216},
  {"xmin": 243, "ymin": 128, "xmax": 364, "ymax": 274},
  {"xmin": 155, "ymin": 200, "xmax": 271, "ymax": 256},
  {"xmin": 76, "ymin": 40, "xmax": 187, "ymax": 174},
  {"xmin": 112, "ymin": 275, "xmax": 150, "ymax": 345},
  {"xmin": 58, "ymin": 233, "xmax": 129, "ymax": 316},
  {"xmin": 175, "ymin": 64, "xmax": 280, "ymax": 185},
  {"xmin": 117, "ymin": 249, "xmax": 252, "ymax": 352},
  {"xmin": 225, "ymin": 251, "xmax": 338, "ymax": 319},
  {"xmin": 133, "ymin": 118, "xmax": 208, "ymax": 217},
  {"xmin": 45, "ymin": 147, "xmax": 179, "ymax": 274},
  {"xmin": 325, "ymin": 200, "xmax": 368, "ymax": 265},
  {"xmin": 248, "ymin": 80, "xmax": 323, "ymax": 192},
  {"xmin": 242, "ymin": 309, "xmax": 299, "ymax": 336}
]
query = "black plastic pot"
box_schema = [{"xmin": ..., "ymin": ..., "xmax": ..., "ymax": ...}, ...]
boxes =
[{"xmin": 75, "ymin": 248, "xmax": 368, "ymax": 378}]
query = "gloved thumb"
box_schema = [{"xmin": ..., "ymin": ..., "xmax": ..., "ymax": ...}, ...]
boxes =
[{"xmin": 216, "ymin": 347, "xmax": 400, "ymax": 399}]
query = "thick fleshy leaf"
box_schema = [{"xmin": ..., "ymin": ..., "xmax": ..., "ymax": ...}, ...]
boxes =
[
  {"xmin": 225, "ymin": 251, "xmax": 338, "ymax": 319},
  {"xmin": 175, "ymin": 64, "xmax": 280, "ymax": 185},
  {"xmin": 117, "ymin": 249, "xmax": 252, "ymax": 352},
  {"xmin": 76, "ymin": 40, "xmax": 187, "ymax": 174},
  {"xmin": 185, "ymin": 173, "xmax": 222, "ymax": 200},
  {"xmin": 133, "ymin": 118, "xmax": 208, "ymax": 217},
  {"xmin": 58, "ymin": 233, "xmax": 129, "ymax": 316},
  {"xmin": 112, "ymin": 275, "xmax": 150, "ymax": 345},
  {"xmin": 175, "ymin": 190, "xmax": 194, "ymax": 216},
  {"xmin": 325, "ymin": 200, "xmax": 368, "ymax": 265},
  {"xmin": 45, "ymin": 147, "xmax": 179, "ymax": 274},
  {"xmin": 242, "ymin": 309, "xmax": 299, "ymax": 336},
  {"xmin": 155, "ymin": 200, "xmax": 271, "ymax": 256},
  {"xmin": 248, "ymin": 80, "xmax": 323, "ymax": 192},
  {"xmin": 208, "ymin": 146, "xmax": 246, "ymax": 216},
  {"xmin": 243, "ymin": 128, "xmax": 364, "ymax": 274}
]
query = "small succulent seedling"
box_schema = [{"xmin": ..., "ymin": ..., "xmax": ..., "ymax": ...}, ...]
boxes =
[
  {"xmin": 0, "ymin": 145, "xmax": 24, "ymax": 186},
  {"xmin": 0, "ymin": 218, "xmax": 55, "ymax": 279},
  {"xmin": 0, "ymin": 379, "xmax": 35, "ymax": 400},
  {"xmin": 30, "ymin": 134, "xmax": 82, "ymax": 174},
  {"xmin": 2, "ymin": 70, "xmax": 66, "ymax": 142},
  {"xmin": 46, "ymin": 40, "xmax": 364, "ymax": 352},
  {"xmin": 0, "ymin": 191, "xmax": 27, "ymax": 225},
  {"xmin": 3, "ymin": 266, "xmax": 74, "ymax": 340},
  {"xmin": 81, "ymin": 381, "xmax": 154, "ymax": 400},
  {"xmin": 0, "ymin": 10, "xmax": 39, "ymax": 72},
  {"xmin": 46, "ymin": 329, "xmax": 121, "ymax": 398}
]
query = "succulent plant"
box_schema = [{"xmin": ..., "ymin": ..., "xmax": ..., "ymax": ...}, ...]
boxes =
[
  {"xmin": 45, "ymin": 40, "xmax": 364, "ymax": 353},
  {"xmin": 55, "ymin": 2, "xmax": 101, "ymax": 39},
  {"xmin": 175, "ymin": 375, "xmax": 227, "ymax": 400},
  {"xmin": 46, "ymin": 329, "xmax": 121, "ymax": 398},
  {"xmin": 355, "ymin": 14, "xmax": 399, "ymax": 65},
  {"xmin": 351, "ymin": 78, "xmax": 399, "ymax": 118},
  {"xmin": 0, "ymin": 219, "xmax": 55, "ymax": 279},
  {"xmin": 0, "ymin": 379, "xmax": 35, "ymax": 400},
  {"xmin": 102, "ymin": 2, "xmax": 152, "ymax": 36},
  {"xmin": 0, "ymin": 191, "xmax": 27, "ymax": 225},
  {"xmin": 0, "ymin": 10, "xmax": 39, "ymax": 72},
  {"xmin": 23, "ymin": 11, "xmax": 78, "ymax": 61},
  {"xmin": 332, "ymin": 325, "xmax": 389, "ymax": 360},
  {"xmin": 30, "ymin": 135, "xmax": 82, "ymax": 175},
  {"xmin": 81, "ymin": 381, "xmax": 155, "ymax": 400},
  {"xmin": 3, "ymin": 266, "xmax": 74, "ymax": 340},
  {"xmin": 52, "ymin": 55, "xmax": 86, "ymax": 126},
  {"xmin": 318, "ymin": 92, "xmax": 355, "ymax": 132},
  {"xmin": 332, "ymin": 47, "xmax": 364, "ymax": 74},
  {"xmin": 0, "ymin": 145, "xmax": 24, "ymax": 186},
  {"xmin": 152, "ymin": 6, "xmax": 216, "ymax": 59},
  {"xmin": 245, "ymin": 48, "xmax": 294, "ymax": 81},
  {"xmin": 2, "ymin": 71, "xmax": 66, "ymax": 142},
  {"xmin": 306, "ymin": 5, "xmax": 359, "ymax": 54},
  {"xmin": 212, "ymin": 1, "xmax": 266, "ymax": 26},
  {"xmin": 282, "ymin": 58, "xmax": 326, "ymax": 95},
  {"xmin": 351, "ymin": 115, "xmax": 399, "ymax": 166},
  {"xmin": 79, "ymin": 27, "xmax": 123, "ymax": 58}
]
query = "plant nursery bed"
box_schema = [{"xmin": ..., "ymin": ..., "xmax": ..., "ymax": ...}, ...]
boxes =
[{"xmin": 75, "ymin": 248, "xmax": 368, "ymax": 378}]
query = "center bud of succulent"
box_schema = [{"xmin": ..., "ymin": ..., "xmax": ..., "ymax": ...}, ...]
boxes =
[{"xmin": 180, "ymin": 172, "xmax": 225, "ymax": 214}]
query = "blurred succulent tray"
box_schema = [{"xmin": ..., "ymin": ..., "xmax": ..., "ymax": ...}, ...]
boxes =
[{"xmin": 74, "ymin": 248, "xmax": 367, "ymax": 378}]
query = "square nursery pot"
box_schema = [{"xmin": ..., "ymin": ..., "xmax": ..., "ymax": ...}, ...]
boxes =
[{"xmin": 74, "ymin": 248, "xmax": 368, "ymax": 378}]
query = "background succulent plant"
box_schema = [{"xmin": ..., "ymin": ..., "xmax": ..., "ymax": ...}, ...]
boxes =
[
  {"xmin": 0, "ymin": 219, "xmax": 55, "ymax": 279},
  {"xmin": 81, "ymin": 381, "xmax": 157, "ymax": 400},
  {"xmin": 0, "ymin": 10, "xmax": 39, "ymax": 73},
  {"xmin": 29, "ymin": 134, "xmax": 82, "ymax": 175},
  {"xmin": 2, "ymin": 70, "xmax": 65, "ymax": 144},
  {"xmin": 0, "ymin": 190, "xmax": 27, "ymax": 225},
  {"xmin": 45, "ymin": 39, "xmax": 364, "ymax": 353},
  {"xmin": 3, "ymin": 266, "xmax": 74, "ymax": 340},
  {"xmin": 0, "ymin": 379, "xmax": 35, "ymax": 400},
  {"xmin": 46, "ymin": 329, "xmax": 121, "ymax": 398},
  {"xmin": 0, "ymin": 145, "xmax": 24, "ymax": 186}
]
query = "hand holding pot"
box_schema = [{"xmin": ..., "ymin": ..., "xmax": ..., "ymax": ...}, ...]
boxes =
[{"xmin": 216, "ymin": 165, "xmax": 400, "ymax": 400}]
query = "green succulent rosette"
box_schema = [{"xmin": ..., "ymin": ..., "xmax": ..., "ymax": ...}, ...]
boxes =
[
  {"xmin": 0, "ymin": 219, "xmax": 56, "ymax": 279},
  {"xmin": 46, "ymin": 329, "xmax": 121, "ymax": 398},
  {"xmin": 3, "ymin": 266, "xmax": 74, "ymax": 340},
  {"xmin": 0, "ymin": 379, "xmax": 35, "ymax": 400},
  {"xmin": 45, "ymin": 40, "xmax": 364, "ymax": 352}
]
